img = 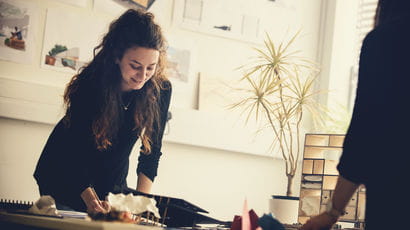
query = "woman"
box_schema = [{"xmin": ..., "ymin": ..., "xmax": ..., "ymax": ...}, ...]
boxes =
[
  {"xmin": 34, "ymin": 8, "xmax": 172, "ymax": 213},
  {"xmin": 301, "ymin": 0, "xmax": 410, "ymax": 229}
]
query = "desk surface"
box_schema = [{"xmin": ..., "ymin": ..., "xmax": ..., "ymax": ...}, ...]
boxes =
[{"xmin": 0, "ymin": 211, "xmax": 166, "ymax": 230}]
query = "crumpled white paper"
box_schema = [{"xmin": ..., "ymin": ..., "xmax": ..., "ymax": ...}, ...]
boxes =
[
  {"xmin": 301, "ymin": 196, "xmax": 320, "ymax": 216},
  {"xmin": 106, "ymin": 193, "xmax": 160, "ymax": 218},
  {"xmin": 28, "ymin": 195, "xmax": 59, "ymax": 216}
]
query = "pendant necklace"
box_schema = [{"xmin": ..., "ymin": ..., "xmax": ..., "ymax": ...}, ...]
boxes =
[
  {"xmin": 123, "ymin": 100, "xmax": 132, "ymax": 110},
  {"xmin": 122, "ymin": 93, "xmax": 134, "ymax": 111}
]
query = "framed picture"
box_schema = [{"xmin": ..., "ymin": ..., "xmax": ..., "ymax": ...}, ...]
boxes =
[
  {"xmin": 93, "ymin": 0, "xmax": 156, "ymax": 15},
  {"xmin": 166, "ymin": 46, "xmax": 191, "ymax": 83},
  {"xmin": 118, "ymin": 0, "xmax": 157, "ymax": 10},
  {"xmin": 165, "ymin": 35, "xmax": 198, "ymax": 109},
  {"xmin": 172, "ymin": 0, "xmax": 262, "ymax": 43},
  {"xmin": 0, "ymin": 0, "xmax": 38, "ymax": 64},
  {"xmin": 41, "ymin": 8, "xmax": 109, "ymax": 73}
]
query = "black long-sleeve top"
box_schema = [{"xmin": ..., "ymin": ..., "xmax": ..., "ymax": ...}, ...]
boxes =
[
  {"xmin": 337, "ymin": 14, "xmax": 410, "ymax": 229},
  {"xmin": 34, "ymin": 81, "xmax": 171, "ymax": 211}
]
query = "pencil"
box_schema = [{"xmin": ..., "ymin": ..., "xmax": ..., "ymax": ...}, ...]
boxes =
[{"xmin": 90, "ymin": 187, "xmax": 104, "ymax": 208}]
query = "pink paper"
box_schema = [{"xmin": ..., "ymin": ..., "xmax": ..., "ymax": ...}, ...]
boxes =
[{"xmin": 242, "ymin": 199, "xmax": 251, "ymax": 230}]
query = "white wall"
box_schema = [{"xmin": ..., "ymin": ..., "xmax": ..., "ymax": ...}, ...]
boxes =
[
  {"xmin": 0, "ymin": 0, "xmax": 324, "ymax": 221},
  {"xmin": 317, "ymin": 0, "xmax": 360, "ymax": 112},
  {"xmin": 0, "ymin": 116, "xmax": 291, "ymax": 220}
]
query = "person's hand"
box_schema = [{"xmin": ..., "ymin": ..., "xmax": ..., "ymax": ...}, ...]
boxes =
[
  {"xmin": 300, "ymin": 212, "xmax": 338, "ymax": 230},
  {"xmin": 81, "ymin": 187, "xmax": 111, "ymax": 214},
  {"xmin": 86, "ymin": 200, "xmax": 110, "ymax": 214}
]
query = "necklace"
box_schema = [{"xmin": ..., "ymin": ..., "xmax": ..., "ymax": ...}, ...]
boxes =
[
  {"xmin": 121, "ymin": 93, "xmax": 134, "ymax": 111},
  {"xmin": 122, "ymin": 100, "xmax": 132, "ymax": 110}
]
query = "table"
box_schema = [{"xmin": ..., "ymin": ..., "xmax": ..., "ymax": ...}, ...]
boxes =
[{"xmin": 0, "ymin": 211, "xmax": 166, "ymax": 230}]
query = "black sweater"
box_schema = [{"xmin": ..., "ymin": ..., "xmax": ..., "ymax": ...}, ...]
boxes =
[
  {"xmin": 34, "ymin": 81, "xmax": 171, "ymax": 211},
  {"xmin": 337, "ymin": 14, "xmax": 410, "ymax": 229}
]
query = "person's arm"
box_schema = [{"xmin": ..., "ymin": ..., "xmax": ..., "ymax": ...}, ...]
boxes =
[
  {"xmin": 136, "ymin": 173, "xmax": 153, "ymax": 193},
  {"xmin": 68, "ymin": 86, "xmax": 111, "ymax": 213},
  {"xmin": 330, "ymin": 176, "xmax": 359, "ymax": 217},
  {"xmin": 66, "ymin": 118, "xmax": 105, "ymax": 213},
  {"xmin": 136, "ymin": 81, "xmax": 172, "ymax": 193},
  {"xmin": 69, "ymin": 130, "xmax": 110, "ymax": 213},
  {"xmin": 301, "ymin": 176, "xmax": 360, "ymax": 230},
  {"xmin": 301, "ymin": 28, "xmax": 385, "ymax": 230},
  {"xmin": 81, "ymin": 187, "xmax": 110, "ymax": 213}
]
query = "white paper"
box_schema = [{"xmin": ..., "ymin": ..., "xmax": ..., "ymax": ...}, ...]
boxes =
[
  {"xmin": 28, "ymin": 195, "xmax": 59, "ymax": 216},
  {"xmin": 106, "ymin": 193, "xmax": 160, "ymax": 218},
  {"xmin": 301, "ymin": 196, "xmax": 320, "ymax": 216}
]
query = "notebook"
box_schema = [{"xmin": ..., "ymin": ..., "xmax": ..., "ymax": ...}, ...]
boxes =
[{"xmin": 0, "ymin": 199, "xmax": 33, "ymax": 211}]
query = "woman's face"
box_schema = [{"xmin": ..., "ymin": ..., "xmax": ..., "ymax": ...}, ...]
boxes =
[{"xmin": 117, "ymin": 46, "xmax": 160, "ymax": 92}]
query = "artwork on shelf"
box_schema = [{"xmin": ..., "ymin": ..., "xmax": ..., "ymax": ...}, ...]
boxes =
[
  {"xmin": 240, "ymin": 14, "xmax": 260, "ymax": 38},
  {"xmin": 197, "ymin": 74, "xmax": 233, "ymax": 112},
  {"xmin": 165, "ymin": 36, "xmax": 198, "ymax": 109},
  {"xmin": 0, "ymin": 0, "xmax": 38, "ymax": 64},
  {"xmin": 166, "ymin": 46, "xmax": 191, "ymax": 83},
  {"xmin": 93, "ymin": 0, "xmax": 156, "ymax": 16},
  {"xmin": 41, "ymin": 8, "xmax": 110, "ymax": 73},
  {"xmin": 172, "ymin": 0, "xmax": 262, "ymax": 43},
  {"xmin": 112, "ymin": 0, "xmax": 157, "ymax": 10},
  {"xmin": 182, "ymin": 0, "xmax": 203, "ymax": 24},
  {"xmin": 172, "ymin": 0, "xmax": 304, "ymax": 45}
]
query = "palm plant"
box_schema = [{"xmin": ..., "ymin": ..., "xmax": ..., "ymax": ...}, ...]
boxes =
[{"xmin": 230, "ymin": 31, "xmax": 325, "ymax": 196}]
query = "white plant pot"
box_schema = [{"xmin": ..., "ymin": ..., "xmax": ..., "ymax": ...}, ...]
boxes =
[{"xmin": 269, "ymin": 195, "xmax": 300, "ymax": 224}]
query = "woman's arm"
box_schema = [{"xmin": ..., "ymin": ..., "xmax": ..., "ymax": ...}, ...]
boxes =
[
  {"xmin": 301, "ymin": 176, "xmax": 360, "ymax": 230},
  {"xmin": 136, "ymin": 81, "xmax": 172, "ymax": 192},
  {"xmin": 136, "ymin": 173, "xmax": 153, "ymax": 193},
  {"xmin": 81, "ymin": 187, "xmax": 110, "ymax": 213}
]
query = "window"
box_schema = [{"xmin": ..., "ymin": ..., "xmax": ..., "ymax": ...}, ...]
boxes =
[{"xmin": 348, "ymin": 0, "xmax": 378, "ymax": 109}]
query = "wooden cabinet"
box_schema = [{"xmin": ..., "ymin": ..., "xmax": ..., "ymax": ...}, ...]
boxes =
[{"xmin": 298, "ymin": 134, "xmax": 366, "ymax": 226}]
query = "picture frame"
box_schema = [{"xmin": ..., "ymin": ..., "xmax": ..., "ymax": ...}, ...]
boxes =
[
  {"xmin": 165, "ymin": 35, "xmax": 198, "ymax": 109},
  {"xmin": 172, "ymin": 0, "xmax": 262, "ymax": 44},
  {"xmin": 111, "ymin": 0, "xmax": 157, "ymax": 10},
  {"xmin": 0, "ymin": 0, "xmax": 38, "ymax": 64},
  {"xmin": 41, "ymin": 8, "xmax": 110, "ymax": 73}
]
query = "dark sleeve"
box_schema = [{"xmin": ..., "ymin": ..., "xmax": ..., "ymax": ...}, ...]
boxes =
[
  {"xmin": 34, "ymin": 116, "xmax": 95, "ymax": 202},
  {"xmin": 64, "ymin": 83, "xmax": 99, "ymax": 195},
  {"xmin": 67, "ymin": 121, "xmax": 95, "ymax": 193},
  {"xmin": 337, "ymin": 29, "xmax": 387, "ymax": 184},
  {"xmin": 59, "ymin": 87, "xmax": 97, "ymax": 196},
  {"xmin": 137, "ymin": 81, "xmax": 172, "ymax": 181}
]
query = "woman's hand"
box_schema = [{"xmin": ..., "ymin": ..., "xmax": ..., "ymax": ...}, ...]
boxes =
[
  {"xmin": 300, "ymin": 212, "xmax": 338, "ymax": 230},
  {"xmin": 81, "ymin": 187, "xmax": 110, "ymax": 214}
]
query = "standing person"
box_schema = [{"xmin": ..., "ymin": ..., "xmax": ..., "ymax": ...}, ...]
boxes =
[
  {"xmin": 34, "ymin": 8, "xmax": 172, "ymax": 214},
  {"xmin": 301, "ymin": 0, "xmax": 410, "ymax": 229}
]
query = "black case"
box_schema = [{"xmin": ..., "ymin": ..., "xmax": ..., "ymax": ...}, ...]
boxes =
[{"xmin": 119, "ymin": 188, "xmax": 230, "ymax": 227}]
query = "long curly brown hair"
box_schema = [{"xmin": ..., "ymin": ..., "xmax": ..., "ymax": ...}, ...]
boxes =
[{"xmin": 63, "ymin": 9, "xmax": 169, "ymax": 153}]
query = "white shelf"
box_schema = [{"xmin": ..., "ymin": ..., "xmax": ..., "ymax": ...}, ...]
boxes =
[{"xmin": 0, "ymin": 77, "xmax": 274, "ymax": 157}]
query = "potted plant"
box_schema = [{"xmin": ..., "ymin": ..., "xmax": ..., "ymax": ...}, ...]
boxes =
[
  {"xmin": 230, "ymin": 31, "xmax": 326, "ymax": 223},
  {"xmin": 45, "ymin": 44, "xmax": 67, "ymax": 66}
]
